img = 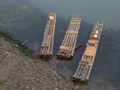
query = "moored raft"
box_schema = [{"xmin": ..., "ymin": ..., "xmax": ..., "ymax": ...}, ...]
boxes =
[
  {"xmin": 73, "ymin": 21, "xmax": 104, "ymax": 82},
  {"xmin": 57, "ymin": 14, "xmax": 82, "ymax": 59},
  {"xmin": 39, "ymin": 12, "xmax": 56, "ymax": 58}
]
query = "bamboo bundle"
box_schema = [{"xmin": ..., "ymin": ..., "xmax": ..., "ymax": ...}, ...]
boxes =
[
  {"xmin": 39, "ymin": 12, "xmax": 56, "ymax": 58},
  {"xmin": 57, "ymin": 14, "xmax": 82, "ymax": 59},
  {"xmin": 73, "ymin": 21, "xmax": 104, "ymax": 82}
]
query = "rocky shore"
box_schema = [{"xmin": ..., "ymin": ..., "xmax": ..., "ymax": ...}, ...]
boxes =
[{"xmin": 0, "ymin": 36, "xmax": 76, "ymax": 90}]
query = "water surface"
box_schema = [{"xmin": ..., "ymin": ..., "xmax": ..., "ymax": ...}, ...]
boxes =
[
  {"xmin": 0, "ymin": 0, "xmax": 120, "ymax": 90},
  {"xmin": 29, "ymin": 1, "xmax": 120, "ymax": 90},
  {"xmin": 30, "ymin": 0, "xmax": 120, "ymax": 30}
]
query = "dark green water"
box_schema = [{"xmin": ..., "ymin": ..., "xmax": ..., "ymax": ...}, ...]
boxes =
[
  {"xmin": 0, "ymin": 0, "xmax": 120, "ymax": 90},
  {"xmin": 30, "ymin": 0, "xmax": 120, "ymax": 30}
]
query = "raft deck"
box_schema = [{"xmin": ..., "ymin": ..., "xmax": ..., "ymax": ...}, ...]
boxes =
[
  {"xmin": 57, "ymin": 14, "xmax": 82, "ymax": 59},
  {"xmin": 73, "ymin": 21, "xmax": 104, "ymax": 82},
  {"xmin": 39, "ymin": 12, "xmax": 56, "ymax": 58}
]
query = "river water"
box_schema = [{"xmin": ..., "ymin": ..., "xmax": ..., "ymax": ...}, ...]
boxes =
[
  {"xmin": 28, "ymin": 1, "xmax": 120, "ymax": 90},
  {"xmin": 30, "ymin": 0, "xmax": 120, "ymax": 30},
  {"xmin": 1, "ymin": 0, "xmax": 120, "ymax": 90}
]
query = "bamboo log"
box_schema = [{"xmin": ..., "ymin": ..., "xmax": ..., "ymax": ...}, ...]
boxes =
[
  {"xmin": 57, "ymin": 14, "xmax": 82, "ymax": 59},
  {"xmin": 40, "ymin": 12, "xmax": 56, "ymax": 57},
  {"xmin": 73, "ymin": 21, "xmax": 104, "ymax": 82}
]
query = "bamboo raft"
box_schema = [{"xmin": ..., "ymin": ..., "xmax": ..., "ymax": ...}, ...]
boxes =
[
  {"xmin": 39, "ymin": 12, "xmax": 56, "ymax": 58},
  {"xmin": 57, "ymin": 14, "xmax": 82, "ymax": 59},
  {"xmin": 73, "ymin": 21, "xmax": 104, "ymax": 82}
]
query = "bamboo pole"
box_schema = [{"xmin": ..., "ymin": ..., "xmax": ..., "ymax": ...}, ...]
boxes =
[{"xmin": 73, "ymin": 21, "xmax": 104, "ymax": 82}]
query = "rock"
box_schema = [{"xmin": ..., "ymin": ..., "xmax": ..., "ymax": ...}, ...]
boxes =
[{"xmin": 0, "ymin": 37, "xmax": 76, "ymax": 90}]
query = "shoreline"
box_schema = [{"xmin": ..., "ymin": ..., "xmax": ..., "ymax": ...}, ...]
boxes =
[
  {"xmin": 0, "ymin": 31, "xmax": 76, "ymax": 90},
  {"xmin": 0, "ymin": 31, "xmax": 34, "ymax": 58}
]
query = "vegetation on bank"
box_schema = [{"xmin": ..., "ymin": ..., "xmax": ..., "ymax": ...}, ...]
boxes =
[{"xmin": 0, "ymin": 31, "xmax": 34, "ymax": 58}]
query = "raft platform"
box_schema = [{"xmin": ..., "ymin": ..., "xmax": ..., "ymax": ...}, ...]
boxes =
[
  {"xmin": 57, "ymin": 14, "xmax": 82, "ymax": 59},
  {"xmin": 39, "ymin": 12, "xmax": 56, "ymax": 58},
  {"xmin": 73, "ymin": 21, "xmax": 104, "ymax": 82}
]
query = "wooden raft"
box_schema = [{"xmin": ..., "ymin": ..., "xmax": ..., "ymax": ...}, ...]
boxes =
[
  {"xmin": 39, "ymin": 12, "xmax": 56, "ymax": 58},
  {"xmin": 73, "ymin": 21, "xmax": 104, "ymax": 82},
  {"xmin": 57, "ymin": 14, "xmax": 82, "ymax": 59}
]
